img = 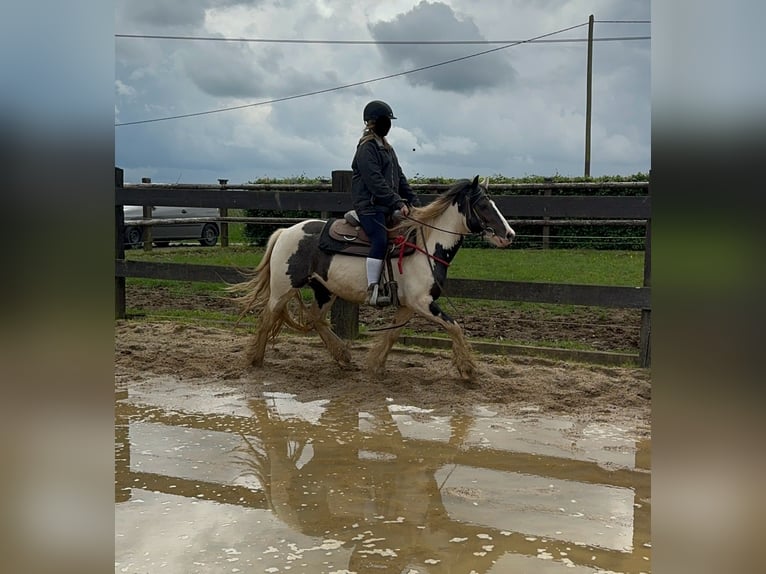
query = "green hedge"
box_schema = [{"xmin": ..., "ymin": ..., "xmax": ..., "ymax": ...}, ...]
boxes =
[{"xmin": 243, "ymin": 173, "xmax": 649, "ymax": 250}]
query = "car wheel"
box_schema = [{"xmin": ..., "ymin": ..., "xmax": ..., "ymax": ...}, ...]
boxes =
[
  {"xmin": 125, "ymin": 226, "xmax": 143, "ymax": 248},
  {"xmin": 199, "ymin": 223, "xmax": 219, "ymax": 246}
]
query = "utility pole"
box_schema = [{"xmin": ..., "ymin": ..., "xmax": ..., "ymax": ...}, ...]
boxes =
[{"xmin": 584, "ymin": 14, "xmax": 594, "ymax": 177}]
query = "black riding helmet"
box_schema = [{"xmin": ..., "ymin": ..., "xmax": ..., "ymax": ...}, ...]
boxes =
[{"xmin": 363, "ymin": 100, "xmax": 396, "ymax": 122}]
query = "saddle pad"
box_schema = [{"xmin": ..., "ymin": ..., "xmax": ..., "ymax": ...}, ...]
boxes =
[
  {"xmin": 318, "ymin": 218, "xmax": 417, "ymax": 259},
  {"xmin": 318, "ymin": 218, "xmax": 371, "ymax": 257},
  {"xmin": 328, "ymin": 218, "xmax": 371, "ymax": 245}
]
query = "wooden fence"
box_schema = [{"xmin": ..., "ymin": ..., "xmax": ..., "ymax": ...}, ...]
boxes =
[{"xmin": 114, "ymin": 168, "xmax": 651, "ymax": 366}]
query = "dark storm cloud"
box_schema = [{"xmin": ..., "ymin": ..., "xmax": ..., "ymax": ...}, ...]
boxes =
[
  {"xmin": 181, "ymin": 42, "xmax": 274, "ymax": 98},
  {"xmin": 369, "ymin": 1, "xmax": 516, "ymax": 93},
  {"xmin": 181, "ymin": 41, "xmax": 343, "ymax": 99},
  {"xmin": 119, "ymin": 0, "xmax": 265, "ymax": 29}
]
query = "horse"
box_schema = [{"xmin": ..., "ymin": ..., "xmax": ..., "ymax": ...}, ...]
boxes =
[{"xmin": 229, "ymin": 175, "xmax": 515, "ymax": 380}]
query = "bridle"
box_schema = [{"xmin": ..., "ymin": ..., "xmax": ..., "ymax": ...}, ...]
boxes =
[
  {"xmin": 401, "ymin": 186, "xmax": 498, "ymax": 238},
  {"xmin": 464, "ymin": 188, "xmax": 497, "ymax": 236}
]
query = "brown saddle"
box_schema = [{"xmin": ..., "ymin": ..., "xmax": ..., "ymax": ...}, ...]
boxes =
[{"xmin": 318, "ymin": 212, "xmax": 416, "ymax": 258}]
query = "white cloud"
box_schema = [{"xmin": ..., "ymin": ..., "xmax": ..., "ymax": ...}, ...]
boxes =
[{"xmin": 115, "ymin": 80, "xmax": 136, "ymax": 97}]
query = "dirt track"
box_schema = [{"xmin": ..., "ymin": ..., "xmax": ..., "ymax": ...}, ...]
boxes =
[
  {"xmin": 115, "ymin": 319, "xmax": 651, "ymax": 438},
  {"xmin": 128, "ymin": 284, "xmax": 642, "ymax": 353}
]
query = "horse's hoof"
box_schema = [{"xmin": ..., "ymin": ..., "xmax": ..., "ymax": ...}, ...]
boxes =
[
  {"xmin": 460, "ymin": 377, "xmax": 480, "ymax": 389},
  {"xmin": 458, "ymin": 365, "xmax": 480, "ymax": 384},
  {"xmin": 337, "ymin": 360, "xmax": 357, "ymax": 371},
  {"xmin": 366, "ymin": 366, "xmax": 387, "ymax": 381},
  {"xmin": 458, "ymin": 366, "xmax": 477, "ymax": 378}
]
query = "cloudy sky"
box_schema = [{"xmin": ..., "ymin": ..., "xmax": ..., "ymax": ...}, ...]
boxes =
[{"xmin": 115, "ymin": 0, "xmax": 650, "ymax": 184}]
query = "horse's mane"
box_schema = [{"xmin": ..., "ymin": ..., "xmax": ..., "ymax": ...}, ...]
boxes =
[{"xmin": 393, "ymin": 179, "xmax": 473, "ymax": 239}]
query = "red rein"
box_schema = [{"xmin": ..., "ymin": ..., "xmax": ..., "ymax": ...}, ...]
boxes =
[{"xmin": 393, "ymin": 235, "xmax": 451, "ymax": 274}]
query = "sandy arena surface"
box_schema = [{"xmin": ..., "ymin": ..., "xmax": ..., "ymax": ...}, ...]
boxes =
[{"xmin": 115, "ymin": 319, "xmax": 651, "ymax": 439}]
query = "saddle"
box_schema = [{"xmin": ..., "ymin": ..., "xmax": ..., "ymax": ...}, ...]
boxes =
[{"xmin": 318, "ymin": 210, "xmax": 416, "ymax": 259}]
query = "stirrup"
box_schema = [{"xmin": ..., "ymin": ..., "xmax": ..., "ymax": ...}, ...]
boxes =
[
  {"xmin": 366, "ymin": 283, "xmax": 391, "ymax": 307},
  {"xmin": 366, "ymin": 284, "xmax": 379, "ymax": 306}
]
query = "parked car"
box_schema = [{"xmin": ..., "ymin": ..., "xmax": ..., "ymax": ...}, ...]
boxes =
[{"xmin": 123, "ymin": 206, "xmax": 220, "ymax": 247}]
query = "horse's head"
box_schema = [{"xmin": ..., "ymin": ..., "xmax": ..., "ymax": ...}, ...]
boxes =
[{"xmin": 462, "ymin": 175, "xmax": 515, "ymax": 248}]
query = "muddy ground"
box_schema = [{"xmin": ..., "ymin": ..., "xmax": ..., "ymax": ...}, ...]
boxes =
[
  {"xmin": 128, "ymin": 284, "xmax": 642, "ymax": 353},
  {"xmin": 116, "ymin": 289, "xmax": 651, "ymax": 438}
]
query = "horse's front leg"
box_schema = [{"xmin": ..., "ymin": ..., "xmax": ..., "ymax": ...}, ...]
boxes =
[
  {"xmin": 366, "ymin": 306, "xmax": 415, "ymax": 377},
  {"xmin": 411, "ymin": 299, "xmax": 478, "ymax": 381}
]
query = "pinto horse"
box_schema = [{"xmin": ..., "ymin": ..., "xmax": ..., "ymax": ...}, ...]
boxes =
[{"xmin": 230, "ymin": 176, "xmax": 515, "ymax": 379}]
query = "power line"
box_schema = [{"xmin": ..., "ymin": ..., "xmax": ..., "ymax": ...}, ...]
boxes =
[
  {"xmin": 116, "ymin": 21, "xmax": 590, "ymax": 127},
  {"xmin": 115, "ymin": 33, "xmax": 648, "ymax": 45},
  {"xmin": 595, "ymin": 20, "xmax": 650, "ymax": 24}
]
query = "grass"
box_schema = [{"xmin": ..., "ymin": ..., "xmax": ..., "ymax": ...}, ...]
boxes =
[
  {"xmin": 127, "ymin": 245, "xmax": 259, "ymax": 268},
  {"xmin": 450, "ymin": 248, "xmax": 643, "ymax": 286},
  {"xmin": 125, "ymin": 245, "xmax": 645, "ymax": 287}
]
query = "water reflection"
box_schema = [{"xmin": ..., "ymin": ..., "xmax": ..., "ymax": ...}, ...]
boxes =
[{"xmin": 116, "ymin": 379, "xmax": 650, "ymax": 573}]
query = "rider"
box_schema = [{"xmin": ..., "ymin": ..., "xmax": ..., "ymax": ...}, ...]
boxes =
[{"xmin": 351, "ymin": 100, "xmax": 420, "ymax": 306}]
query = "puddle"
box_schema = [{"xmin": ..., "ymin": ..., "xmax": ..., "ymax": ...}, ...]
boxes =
[{"xmin": 116, "ymin": 376, "xmax": 650, "ymax": 573}]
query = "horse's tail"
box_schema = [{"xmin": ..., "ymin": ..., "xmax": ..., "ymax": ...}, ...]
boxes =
[
  {"xmin": 228, "ymin": 228, "xmax": 310, "ymax": 333},
  {"xmin": 229, "ymin": 228, "xmax": 285, "ymax": 320}
]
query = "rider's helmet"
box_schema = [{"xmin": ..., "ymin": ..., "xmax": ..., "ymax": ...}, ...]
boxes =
[{"xmin": 363, "ymin": 100, "xmax": 396, "ymax": 122}]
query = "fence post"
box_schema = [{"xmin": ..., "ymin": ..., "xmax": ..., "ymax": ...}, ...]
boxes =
[
  {"xmin": 115, "ymin": 167, "xmax": 127, "ymax": 319},
  {"xmin": 115, "ymin": 397, "xmax": 131, "ymax": 502},
  {"xmin": 330, "ymin": 170, "xmax": 359, "ymax": 339},
  {"xmin": 638, "ymin": 173, "xmax": 651, "ymax": 367},
  {"xmin": 141, "ymin": 177, "xmax": 153, "ymax": 251},
  {"xmin": 542, "ymin": 177, "xmax": 552, "ymax": 249},
  {"xmin": 218, "ymin": 178, "xmax": 229, "ymax": 247}
]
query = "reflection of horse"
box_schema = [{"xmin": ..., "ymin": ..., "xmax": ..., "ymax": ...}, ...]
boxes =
[
  {"xmin": 236, "ymin": 396, "xmax": 500, "ymax": 574},
  {"xmin": 230, "ymin": 176, "xmax": 515, "ymax": 379}
]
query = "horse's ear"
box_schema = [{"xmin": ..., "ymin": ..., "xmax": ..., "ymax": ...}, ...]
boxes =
[
  {"xmin": 481, "ymin": 176, "xmax": 489, "ymax": 189},
  {"xmin": 471, "ymin": 175, "xmax": 479, "ymax": 189}
]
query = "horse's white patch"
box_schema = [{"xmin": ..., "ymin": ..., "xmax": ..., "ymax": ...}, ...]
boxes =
[
  {"xmin": 487, "ymin": 199, "xmax": 514, "ymax": 245},
  {"xmin": 325, "ymin": 256, "xmax": 368, "ymax": 301}
]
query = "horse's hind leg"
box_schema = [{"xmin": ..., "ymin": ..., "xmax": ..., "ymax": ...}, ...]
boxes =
[
  {"xmin": 307, "ymin": 281, "xmax": 352, "ymax": 366},
  {"xmin": 366, "ymin": 306, "xmax": 415, "ymax": 376},
  {"xmin": 246, "ymin": 291, "xmax": 296, "ymax": 367}
]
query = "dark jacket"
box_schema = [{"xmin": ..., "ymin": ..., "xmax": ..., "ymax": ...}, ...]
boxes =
[{"xmin": 351, "ymin": 136, "xmax": 419, "ymax": 215}]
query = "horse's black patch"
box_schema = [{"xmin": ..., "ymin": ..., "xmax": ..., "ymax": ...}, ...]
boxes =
[
  {"xmin": 311, "ymin": 249, "xmax": 333, "ymax": 282},
  {"xmin": 286, "ymin": 222, "xmax": 328, "ymax": 288},
  {"xmin": 429, "ymin": 239, "xmax": 462, "ymax": 300},
  {"xmin": 309, "ymin": 278, "xmax": 333, "ymax": 308},
  {"xmin": 429, "ymin": 300, "xmax": 455, "ymax": 324}
]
